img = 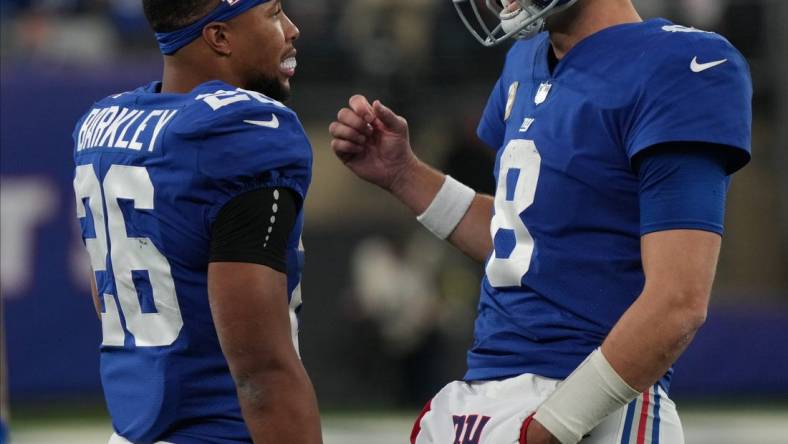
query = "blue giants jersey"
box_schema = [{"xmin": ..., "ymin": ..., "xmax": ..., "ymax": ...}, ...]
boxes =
[
  {"xmin": 470, "ymin": 19, "xmax": 751, "ymax": 388},
  {"xmin": 72, "ymin": 80, "xmax": 312, "ymax": 443}
]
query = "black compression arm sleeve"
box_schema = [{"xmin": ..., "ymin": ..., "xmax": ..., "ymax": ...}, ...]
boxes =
[{"xmin": 209, "ymin": 187, "xmax": 299, "ymax": 272}]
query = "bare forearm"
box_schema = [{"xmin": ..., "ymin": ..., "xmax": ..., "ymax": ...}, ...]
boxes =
[
  {"xmin": 448, "ymin": 195, "xmax": 494, "ymax": 262},
  {"xmin": 387, "ymin": 157, "xmax": 443, "ymax": 215},
  {"xmin": 209, "ymin": 263, "xmax": 322, "ymax": 443},
  {"xmin": 389, "ymin": 158, "xmax": 493, "ymax": 262},
  {"xmin": 236, "ymin": 364, "xmax": 322, "ymax": 443},
  {"xmin": 601, "ymin": 288, "xmax": 706, "ymax": 391},
  {"xmin": 602, "ymin": 230, "xmax": 719, "ymax": 391}
]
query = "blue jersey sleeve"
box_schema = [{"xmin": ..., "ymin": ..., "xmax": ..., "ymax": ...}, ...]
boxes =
[
  {"xmin": 477, "ymin": 76, "xmax": 507, "ymax": 150},
  {"xmin": 177, "ymin": 98, "xmax": 313, "ymax": 227},
  {"xmin": 477, "ymin": 40, "xmax": 534, "ymax": 150},
  {"xmin": 638, "ymin": 145, "xmax": 729, "ymax": 236},
  {"xmin": 626, "ymin": 33, "xmax": 752, "ymax": 173}
]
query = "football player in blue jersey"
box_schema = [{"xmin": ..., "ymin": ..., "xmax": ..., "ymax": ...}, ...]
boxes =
[
  {"xmin": 329, "ymin": 0, "xmax": 751, "ymax": 443},
  {"xmin": 73, "ymin": 1, "xmax": 322, "ymax": 443}
]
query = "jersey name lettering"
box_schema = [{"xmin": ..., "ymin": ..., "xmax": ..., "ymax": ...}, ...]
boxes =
[{"xmin": 76, "ymin": 106, "xmax": 178, "ymax": 152}]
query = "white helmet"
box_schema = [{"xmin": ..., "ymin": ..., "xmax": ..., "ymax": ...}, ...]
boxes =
[{"xmin": 453, "ymin": 0, "xmax": 580, "ymax": 46}]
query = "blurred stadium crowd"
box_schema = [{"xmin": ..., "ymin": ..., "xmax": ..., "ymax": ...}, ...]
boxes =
[
  {"xmin": 1, "ymin": 0, "xmax": 786, "ymax": 412},
  {"xmin": 0, "ymin": 1, "xmax": 776, "ymax": 83}
]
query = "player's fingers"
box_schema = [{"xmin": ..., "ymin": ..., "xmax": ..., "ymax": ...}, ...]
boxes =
[
  {"xmin": 331, "ymin": 138, "xmax": 365, "ymax": 155},
  {"xmin": 372, "ymin": 100, "xmax": 407, "ymax": 132},
  {"xmin": 337, "ymin": 108, "xmax": 372, "ymax": 134},
  {"xmin": 335, "ymin": 150, "xmax": 356, "ymax": 164},
  {"xmin": 329, "ymin": 122, "xmax": 367, "ymax": 145},
  {"xmin": 349, "ymin": 95, "xmax": 375, "ymax": 123}
]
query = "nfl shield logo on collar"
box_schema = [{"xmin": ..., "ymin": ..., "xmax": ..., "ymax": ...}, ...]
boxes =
[
  {"xmin": 535, "ymin": 82, "xmax": 552, "ymax": 105},
  {"xmin": 224, "ymin": 0, "xmax": 242, "ymax": 5}
]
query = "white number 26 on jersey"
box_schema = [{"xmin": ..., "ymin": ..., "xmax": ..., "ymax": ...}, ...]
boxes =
[
  {"xmin": 74, "ymin": 164, "xmax": 183, "ymax": 347},
  {"xmin": 486, "ymin": 139, "xmax": 541, "ymax": 288}
]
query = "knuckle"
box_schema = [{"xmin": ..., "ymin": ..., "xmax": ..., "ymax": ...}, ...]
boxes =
[{"xmin": 349, "ymin": 94, "xmax": 369, "ymax": 110}]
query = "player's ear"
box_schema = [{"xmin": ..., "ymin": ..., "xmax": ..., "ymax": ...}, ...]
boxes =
[{"xmin": 202, "ymin": 22, "xmax": 232, "ymax": 56}]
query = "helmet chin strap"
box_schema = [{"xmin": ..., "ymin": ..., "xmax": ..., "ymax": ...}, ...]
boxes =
[
  {"xmin": 498, "ymin": 0, "xmax": 544, "ymax": 39},
  {"xmin": 500, "ymin": 1, "xmax": 545, "ymax": 39},
  {"xmin": 499, "ymin": 0, "xmax": 580, "ymax": 40}
]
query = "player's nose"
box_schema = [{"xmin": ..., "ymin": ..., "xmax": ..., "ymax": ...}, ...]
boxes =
[{"xmin": 284, "ymin": 12, "xmax": 300, "ymax": 42}]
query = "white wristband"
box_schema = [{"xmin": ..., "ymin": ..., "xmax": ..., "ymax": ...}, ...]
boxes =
[
  {"xmin": 533, "ymin": 348, "xmax": 641, "ymax": 444},
  {"xmin": 416, "ymin": 175, "xmax": 475, "ymax": 239}
]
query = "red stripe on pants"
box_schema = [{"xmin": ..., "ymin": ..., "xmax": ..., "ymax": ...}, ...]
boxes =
[
  {"xmin": 636, "ymin": 389, "xmax": 651, "ymax": 444},
  {"xmin": 410, "ymin": 399, "xmax": 433, "ymax": 444}
]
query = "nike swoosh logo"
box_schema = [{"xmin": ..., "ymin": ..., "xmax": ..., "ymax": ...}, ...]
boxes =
[
  {"xmin": 244, "ymin": 115, "xmax": 279, "ymax": 129},
  {"xmin": 691, "ymin": 57, "xmax": 728, "ymax": 73}
]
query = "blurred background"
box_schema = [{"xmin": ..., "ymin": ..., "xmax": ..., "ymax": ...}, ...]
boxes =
[{"xmin": 1, "ymin": 0, "xmax": 787, "ymax": 442}]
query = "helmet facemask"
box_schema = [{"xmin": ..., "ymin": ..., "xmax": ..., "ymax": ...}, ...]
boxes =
[{"xmin": 453, "ymin": 0, "xmax": 580, "ymax": 47}]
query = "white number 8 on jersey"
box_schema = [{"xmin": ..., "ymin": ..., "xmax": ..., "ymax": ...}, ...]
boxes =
[{"xmin": 486, "ymin": 139, "xmax": 541, "ymax": 288}]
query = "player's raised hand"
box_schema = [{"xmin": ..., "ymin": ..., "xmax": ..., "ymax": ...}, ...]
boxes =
[{"xmin": 329, "ymin": 95, "xmax": 417, "ymax": 191}]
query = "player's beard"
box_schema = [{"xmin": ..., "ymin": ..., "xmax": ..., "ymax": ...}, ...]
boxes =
[{"xmin": 246, "ymin": 74, "xmax": 290, "ymax": 102}]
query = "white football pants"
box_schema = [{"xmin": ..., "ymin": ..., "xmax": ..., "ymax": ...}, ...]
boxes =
[
  {"xmin": 109, "ymin": 433, "xmax": 174, "ymax": 444},
  {"xmin": 411, "ymin": 373, "xmax": 684, "ymax": 444}
]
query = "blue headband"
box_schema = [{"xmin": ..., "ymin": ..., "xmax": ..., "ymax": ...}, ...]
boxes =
[{"xmin": 155, "ymin": 0, "xmax": 269, "ymax": 55}]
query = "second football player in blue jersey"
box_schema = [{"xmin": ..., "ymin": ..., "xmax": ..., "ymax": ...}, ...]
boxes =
[
  {"xmin": 73, "ymin": 1, "xmax": 322, "ymax": 442},
  {"xmin": 330, "ymin": 1, "xmax": 752, "ymax": 443}
]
